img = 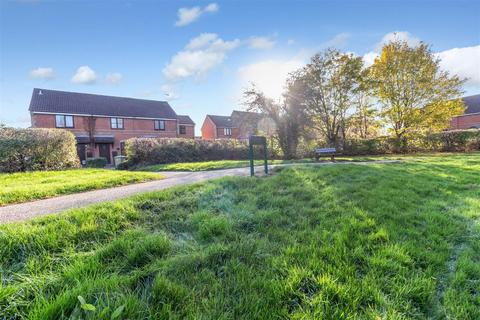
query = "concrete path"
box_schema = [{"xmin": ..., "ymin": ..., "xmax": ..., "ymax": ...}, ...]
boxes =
[{"xmin": 0, "ymin": 160, "xmax": 398, "ymax": 224}]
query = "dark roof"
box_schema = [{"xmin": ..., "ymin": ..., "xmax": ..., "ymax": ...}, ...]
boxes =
[
  {"xmin": 231, "ymin": 110, "xmax": 265, "ymax": 126},
  {"xmin": 177, "ymin": 115, "xmax": 195, "ymax": 125},
  {"xmin": 207, "ymin": 115, "xmax": 234, "ymax": 128},
  {"xmin": 463, "ymin": 94, "xmax": 480, "ymax": 114},
  {"xmin": 29, "ymin": 88, "xmax": 178, "ymax": 119}
]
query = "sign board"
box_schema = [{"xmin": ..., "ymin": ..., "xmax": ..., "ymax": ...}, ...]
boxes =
[
  {"xmin": 248, "ymin": 135, "xmax": 268, "ymax": 177},
  {"xmin": 249, "ymin": 135, "xmax": 267, "ymax": 145}
]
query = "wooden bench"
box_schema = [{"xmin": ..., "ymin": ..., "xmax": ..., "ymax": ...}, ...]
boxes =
[{"xmin": 314, "ymin": 148, "xmax": 337, "ymax": 161}]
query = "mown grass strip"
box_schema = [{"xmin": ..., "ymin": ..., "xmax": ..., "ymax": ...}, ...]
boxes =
[{"xmin": 0, "ymin": 169, "xmax": 162, "ymax": 206}]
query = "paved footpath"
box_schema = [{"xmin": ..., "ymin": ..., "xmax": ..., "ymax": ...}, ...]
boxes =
[{"xmin": 0, "ymin": 161, "xmax": 398, "ymax": 224}]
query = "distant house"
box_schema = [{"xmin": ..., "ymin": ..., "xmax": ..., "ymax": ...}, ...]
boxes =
[
  {"xmin": 29, "ymin": 88, "xmax": 194, "ymax": 164},
  {"xmin": 201, "ymin": 110, "xmax": 274, "ymax": 140},
  {"xmin": 450, "ymin": 94, "xmax": 480, "ymax": 129}
]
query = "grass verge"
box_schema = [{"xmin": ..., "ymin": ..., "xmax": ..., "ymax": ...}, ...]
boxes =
[
  {"xmin": 0, "ymin": 169, "xmax": 162, "ymax": 206},
  {"xmin": 0, "ymin": 153, "xmax": 479, "ymax": 319}
]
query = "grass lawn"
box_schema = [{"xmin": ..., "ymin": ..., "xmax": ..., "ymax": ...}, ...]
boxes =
[
  {"xmin": 1, "ymin": 153, "xmax": 479, "ymax": 319},
  {"xmin": 0, "ymin": 169, "xmax": 162, "ymax": 206},
  {"xmin": 137, "ymin": 159, "xmax": 315, "ymax": 172},
  {"xmin": 134, "ymin": 152, "xmax": 471, "ymax": 172}
]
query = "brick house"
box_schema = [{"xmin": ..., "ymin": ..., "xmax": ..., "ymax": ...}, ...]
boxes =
[
  {"xmin": 450, "ymin": 94, "xmax": 480, "ymax": 129},
  {"xmin": 29, "ymin": 88, "xmax": 195, "ymax": 164},
  {"xmin": 201, "ymin": 110, "xmax": 274, "ymax": 140}
]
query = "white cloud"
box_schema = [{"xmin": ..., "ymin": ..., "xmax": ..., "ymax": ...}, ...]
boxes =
[
  {"xmin": 71, "ymin": 66, "xmax": 97, "ymax": 84},
  {"xmin": 163, "ymin": 33, "xmax": 240, "ymax": 82},
  {"xmin": 105, "ymin": 72, "xmax": 123, "ymax": 84},
  {"xmin": 287, "ymin": 39, "xmax": 295, "ymax": 46},
  {"xmin": 321, "ymin": 32, "xmax": 350, "ymax": 49},
  {"xmin": 247, "ymin": 36, "xmax": 276, "ymax": 50},
  {"xmin": 29, "ymin": 67, "xmax": 55, "ymax": 80},
  {"xmin": 437, "ymin": 45, "xmax": 480, "ymax": 87},
  {"xmin": 175, "ymin": 3, "xmax": 219, "ymax": 27},
  {"xmin": 363, "ymin": 51, "xmax": 379, "ymax": 67},
  {"xmin": 238, "ymin": 57, "xmax": 305, "ymax": 100},
  {"xmin": 204, "ymin": 3, "xmax": 219, "ymax": 12}
]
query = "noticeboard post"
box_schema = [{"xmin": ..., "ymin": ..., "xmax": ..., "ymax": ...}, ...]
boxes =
[{"xmin": 248, "ymin": 135, "xmax": 268, "ymax": 177}]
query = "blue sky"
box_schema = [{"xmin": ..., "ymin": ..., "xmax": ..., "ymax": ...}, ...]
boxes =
[{"xmin": 1, "ymin": 0, "xmax": 479, "ymax": 134}]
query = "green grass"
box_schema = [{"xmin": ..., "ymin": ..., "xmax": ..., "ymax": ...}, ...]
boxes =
[
  {"xmin": 0, "ymin": 169, "xmax": 162, "ymax": 206},
  {"xmin": 1, "ymin": 153, "xmax": 479, "ymax": 319},
  {"xmin": 135, "ymin": 152, "xmax": 474, "ymax": 172},
  {"xmin": 137, "ymin": 159, "xmax": 315, "ymax": 172}
]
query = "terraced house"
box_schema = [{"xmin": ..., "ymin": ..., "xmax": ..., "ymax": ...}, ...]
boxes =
[{"xmin": 29, "ymin": 88, "xmax": 195, "ymax": 164}]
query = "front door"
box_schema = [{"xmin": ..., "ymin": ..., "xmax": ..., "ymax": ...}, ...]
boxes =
[{"xmin": 98, "ymin": 143, "xmax": 111, "ymax": 164}]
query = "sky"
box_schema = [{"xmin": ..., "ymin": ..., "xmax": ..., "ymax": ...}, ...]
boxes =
[{"xmin": 1, "ymin": 0, "xmax": 479, "ymax": 134}]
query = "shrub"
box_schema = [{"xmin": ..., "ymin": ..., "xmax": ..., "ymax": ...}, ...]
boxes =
[
  {"xmin": 0, "ymin": 127, "xmax": 80, "ymax": 173},
  {"xmin": 124, "ymin": 138, "xmax": 280, "ymax": 166},
  {"xmin": 85, "ymin": 157, "xmax": 107, "ymax": 168},
  {"xmin": 342, "ymin": 129, "xmax": 480, "ymax": 155}
]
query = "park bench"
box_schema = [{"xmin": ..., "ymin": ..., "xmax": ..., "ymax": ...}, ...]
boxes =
[{"xmin": 314, "ymin": 147, "xmax": 337, "ymax": 161}]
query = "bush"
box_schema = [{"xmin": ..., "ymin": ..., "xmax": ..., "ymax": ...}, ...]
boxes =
[
  {"xmin": 85, "ymin": 157, "xmax": 107, "ymax": 168},
  {"xmin": 125, "ymin": 138, "xmax": 280, "ymax": 166},
  {"xmin": 0, "ymin": 127, "xmax": 80, "ymax": 173},
  {"xmin": 342, "ymin": 129, "xmax": 480, "ymax": 155}
]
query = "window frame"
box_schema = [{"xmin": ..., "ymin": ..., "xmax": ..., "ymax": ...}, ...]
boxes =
[
  {"xmin": 110, "ymin": 117, "xmax": 124, "ymax": 130},
  {"xmin": 179, "ymin": 125, "xmax": 186, "ymax": 134},
  {"xmin": 55, "ymin": 114, "xmax": 74, "ymax": 128},
  {"xmin": 224, "ymin": 127, "xmax": 232, "ymax": 136},
  {"xmin": 154, "ymin": 120, "xmax": 165, "ymax": 131}
]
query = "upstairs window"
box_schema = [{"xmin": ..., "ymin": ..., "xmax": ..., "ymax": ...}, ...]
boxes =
[
  {"xmin": 179, "ymin": 125, "xmax": 186, "ymax": 134},
  {"xmin": 56, "ymin": 115, "xmax": 74, "ymax": 128},
  {"xmin": 111, "ymin": 118, "xmax": 124, "ymax": 129},
  {"xmin": 224, "ymin": 128, "xmax": 232, "ymax": 136},
  {"xmin": 154, "ymin": 120, "xmax": 165, "ymax": 131}
]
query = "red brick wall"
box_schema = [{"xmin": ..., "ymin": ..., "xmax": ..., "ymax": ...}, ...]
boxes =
[
  {"xmin": 215, "ymin": 127, "xmax": 239, "ymax": 139},
  {"xmin": 31, "ymin": 113, "xmax": 180, "ymax": 162},
  {"xmin": 201, "ymin": 117, "xmax": 217, "ymax": 140},
  {"xmin": 178, "ymin": 125, "xmax": 195, "ymax": 139},
  {"xmin": 450, "ymin": 114, "xmax": 480, "ymax": 129}
]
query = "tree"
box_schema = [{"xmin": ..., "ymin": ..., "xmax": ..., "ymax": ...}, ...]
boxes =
[
  {"xmin": 369, "ymin": 40, "xmax": 465, "ymax": 149},
  {"xmin": 348, "ymin": 87, "xmax": 381, "ymax": 139},
  {"xmin": 300, "ymin": 49, "xmax": 364, "ymax": 147},
  {"xmin": 243, "ymin": 75, "xmax": 308, "ymax": 159}
]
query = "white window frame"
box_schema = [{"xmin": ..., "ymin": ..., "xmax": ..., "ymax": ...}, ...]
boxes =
[
  {"xmin": 224, "ymin": 128, "xmax": 232, "ymax": 136},
  {"xmin": 154, "ymin": 120, "xmax": 165, "ymax": 131},
  {"xmin": 111, "ymin": 118, "xmax": 124, "ymax": 129},
  {"xmin": 55, "ymin": 114, "xmax": 74, "ymax": 128}
]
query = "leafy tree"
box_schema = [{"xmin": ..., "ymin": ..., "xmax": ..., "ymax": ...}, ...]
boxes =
[
  {"xmin": 243, "ymin": 75, "xmax": 308, "ymax": 159},
  {"xmin": 369, "ymin": 40, "xmax": 465, "ymax": 150},
  {"xmin": 348, "ymin": 90, "xmax": 382, "ymax": 139},
  {"xmin": 299, "ymin": 49, "xmax": 364, "ymax": 147}
]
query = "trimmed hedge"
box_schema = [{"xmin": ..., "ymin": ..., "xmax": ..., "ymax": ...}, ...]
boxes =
[
  {"xmin": 343, "ymin": 129, "xmax": 480, "ymax": 155},
  {"xmin": 86, "ymin": 157, "xmax": 108, "ymax": 168},
  {"xmin": 0, "ymin": 127, "xmax": 80, "ymax": 173},
  {"xmin": 124, "ymin": 138, "xmax": 279, "ymax": 167}
]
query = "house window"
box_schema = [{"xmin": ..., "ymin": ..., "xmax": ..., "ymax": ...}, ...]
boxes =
[
  {"xmin": 179, "ymin": 125, "xmax": 186, "ymax": 134},
  {"xmin": 111, "ymin": 118, "xmax": 124, "ymax": 129},
  {"xmin": 154, "ymin": 120, "xmax": 165, "ymax": 131},
  {"xmin": 55, "ymin": 115, "xmax": 74, "ymax": 128},
  {"xmin": 224, "ymin": 128, "xmax": 232, "ymax": 136}
]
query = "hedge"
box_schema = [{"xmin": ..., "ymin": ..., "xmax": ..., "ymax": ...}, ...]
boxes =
[
  {"xmin": 0, "ymin": 127, "xmax": 80, "ymax": 173},
  {"xmin": 343, "ymin": 129, "xmax": 480, "ymax": 155},
  {"xmin": 86, "ymin": 157, "xmax": 108, "ymax": 168},
  {"xmin": 124, "ymin": 138, "xmax": 280, "ymax": 167}
]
